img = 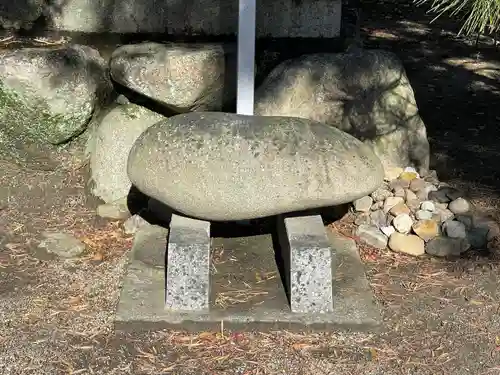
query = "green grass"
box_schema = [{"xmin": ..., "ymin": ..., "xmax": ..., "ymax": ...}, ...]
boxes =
[{"xmin": 414, "ymin": 0, "xmax": 500, "ymax": 36}]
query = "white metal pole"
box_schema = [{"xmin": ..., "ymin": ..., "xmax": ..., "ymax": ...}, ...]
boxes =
[
  {"xmin": 236, "ymin": 0, "xmax": 256, "ymax": 226},
  {"xmin": 236, "ymin": 0, "xmax": 256, "ymax": 115}
]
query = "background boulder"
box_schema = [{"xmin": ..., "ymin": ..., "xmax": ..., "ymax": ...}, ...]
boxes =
[
  {"xmin": 254, "ymin": 49, "xmax": 430, "ymax": 176},
  {"xmin": 89, "ymin": 103, "xmax": 165, "ymax": 203}
]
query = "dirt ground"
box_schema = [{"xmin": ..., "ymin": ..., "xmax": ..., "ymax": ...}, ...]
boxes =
[{"xmin": 2, "ymin": 1, "xmax": 500, "ymax": 374}]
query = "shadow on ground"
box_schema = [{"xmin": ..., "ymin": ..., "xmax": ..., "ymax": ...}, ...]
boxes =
[{"xmin": 356, "ymin": 0, "xmax": 500, "ymax": 200}]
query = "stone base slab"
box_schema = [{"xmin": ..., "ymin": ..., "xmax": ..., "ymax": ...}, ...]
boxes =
[{"xmin": 115, "ymin": 220, "xmax": 381, "ymax": 332}]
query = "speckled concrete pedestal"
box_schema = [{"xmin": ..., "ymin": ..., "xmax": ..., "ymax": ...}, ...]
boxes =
[{"xmin": 115, "ymin": 214, "xmax": 381, "ymax": 332}]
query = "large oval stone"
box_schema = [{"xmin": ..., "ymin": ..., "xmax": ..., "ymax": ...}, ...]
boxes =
[{"xmin": 127, "ymin": 112, "xmax": 384, "ymax": 221}]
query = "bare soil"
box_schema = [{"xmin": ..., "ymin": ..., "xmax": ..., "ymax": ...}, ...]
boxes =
[{"xmin": 2, "ymin": 1, "xmax": 500, "ymax": 374}]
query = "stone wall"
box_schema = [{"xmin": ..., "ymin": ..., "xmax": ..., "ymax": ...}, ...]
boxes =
[{"xmin": 10, "ymin": 0, "xmax": 342, "ymax": 37}]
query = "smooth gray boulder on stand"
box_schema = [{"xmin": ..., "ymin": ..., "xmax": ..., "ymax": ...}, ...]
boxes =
[
  {"xmin": 254, "ymin": 49, "xmax": 430, "ymax": 176},
  {"xmin": 110, "ymin": 42, "xmax": 236, "ymax": 113},
  {"xmin": 127, "ymin": 112, "xmax": 385, "ymax": 221}
]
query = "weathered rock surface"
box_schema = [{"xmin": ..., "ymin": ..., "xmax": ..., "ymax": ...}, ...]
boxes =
[
  {"xmin": 420, "ymin": 201, "xmax": 435, "ymax": 212},
  {"xmin": 42, "ymin": 0, "xmax": 342, "ymax": 38},
  {"xmin": 443, "ymin": 220, "xmax": 467, "ymax": 239},
  {"xmin": 415, "ymin": 209, "xmax": 433, "ymax": 220},
  {"xmin": 383, "ymin": 196, "xmax": 404, "ymax": 213},
  {"xmin": 0, "ymin": 45, "xmax": 111, "ymax": 145},
  {"xmin": 371, "ymin": 186, "xmax": 392, "ymax": 202},
  {"xmin": 356, "ymin": 224, "xmax": 388, "ymax": 249},
  {"xmin": 389, "ymin": 202, "xmax": 410, "ymax": 216},
  {"xmin": 110, "ymin": 42, "xmax": 236, "ymax": 112},
  {"xmin": 38, "ymin": 232, "xmax": 86, "ymax": 258},
  {"xmin": 123, "ymin": 214, "xmax": 150, "ymax": 235},
  {"xmin": 412, "ymin": 219, "xmax": 439, "ymax": 242},
  {"xmin": 370, "ymin": 209, "xmax": 388, "ymax": 228},
  {"xmin": 353, "ymin": 196, "xmax": 373, "ymax": 212},
  {"xmin": 96, "ymin": 197, "xmax": 131, "ymax": 220},
  {"xmin": 89, "ymin": 103, "xmax": 164, "ymax": 203},
  {"xmin": 393, "ymin": 213, "xmax": 413, "ymax": 234},
  {"xmin": 426, "ymin": 237, "xmax": 470, "ymax": 257},
  {"xmin": 0, "ymin": 0, "xmax": 44, "ymax": 30},
  {"xmin": 128, "ymin": 112, "xmax": 384, "ymax": 221},
  {"xmin": 388, "ymin": 232, "xmax": 425, "ymax": 256},
  {"xmin": 448, "ymin": 197, "xmax": 470, "ymax": 215},
  {"xmin": 254, "ymin": 49, "xmax": 430, "ymax": 175}
]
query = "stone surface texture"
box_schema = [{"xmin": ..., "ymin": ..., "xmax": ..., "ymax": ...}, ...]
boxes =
[
  {"xmin": 132, "ymin": 224, "xmax": 169, "ymax": 268},
  {"xmin": 392, "ymin": 213, "xmax": 413, "ymax": 234},
  {"xmin": 425, "ymin": 237, "xmax": 470, "ymax": 257},
  {"xmin": 41, "ymin": 0, "xmax": 342, "ymax": 37},
  {"xmin": 123, "ymin": 214, "xmax": 150, "ymax": 235},
  {"xmin": 254, "ymin": 49, "xmax": 430, "ymax": 175},
  {"xmin": 356, "ymin": 224, "xmax": 388, "ymax": 249},
  {"xmin": 89, "ymin": 103, "xmax": 164, "ymax": 203},
  {"xmin": 0, "ymin": 45, "xmax": 111, "ymax": 145},
  {"xmin": 165, "ymin": 214, "xmax": 211, "ymax": 311},
  {"xmin": 448, "ymin": 197, "xmax": 470, "ymax": 214},
  {"xmin": 96, "ymin": 197, "xmax": 131, "ymax": 220},
  {"xmin": 38, "ymin": 231, "xmax": 86, "ymax": 258},
  {"xmin": 412, "ymin": 219, "xmax": 439, "ymax": 242},
  {"xmin": 0, "ymin": 0, "xmax": 44, "ymax": 29},
  {"xmin": 281, "ymin": 215, "xmax": 334, "ymax": 314},
  {"xmin": 388, "ymin": 232, "xmax": 425, "ymax": 256},
  {"xmin": 128, "ymin": 112, "xmax": 384, "ymax": 221},
  {"xmin": 353, "ymin": 196, "xmax": 373, "ymax": 212},
  {"xmin": 110, "ymin": 42, "xmax": 236, "ymax": 112}
]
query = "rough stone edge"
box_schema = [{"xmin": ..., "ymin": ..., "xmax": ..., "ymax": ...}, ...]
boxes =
[
  {"xmin": 165, "ymin": 214, "xmax": 211, "ymax": 311},
  {"xmin": 278, "ymin": 214, "xmax": 334, "ymax": 314},
  {"xmin": 115, "ymin": 224, "xmax": 381, "ymax": 332}
]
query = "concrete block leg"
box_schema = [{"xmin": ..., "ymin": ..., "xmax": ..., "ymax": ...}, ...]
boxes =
[
  {"xmin": 277, "ymin": 214, "xmax": 335, "ymax": 314},
  {"xmin": 165, "ymin": 214, "xmax": 211, "ymax": 312}
]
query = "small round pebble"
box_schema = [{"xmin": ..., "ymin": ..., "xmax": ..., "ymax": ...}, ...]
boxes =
[
  {"xmin": 409, "ymin": 178, "xmax": 426, "ymax": 192},
  {"xmin": 384, "ymin": 197, "xmax": 404, "ymax": 213},
  {"xmin": 455, "ymin": 214, "xmax": 473, "ymax": 228},
  {"xmin": 385, "ymin": 167, "xmax": 404, "ymax": 181},
  {"xmin": 416, "ymin": 209, "xmax": 433, "ymax": 220},
  {"xmin": 381, "ymin": 225, "xmax": 396, "ymax": 237},
  {"xmin": 393, "ymin": 213, "xmax": 413, "ymax": 234},
  {"xmin": 412, "ymin": 219, "xmax": 439, "ymax": 242},
  {"xmin": 420, "ymin": 201, "xmax": 435, "ymax": 212},
  {"xmin": 371, "ymin": 187, "xmax": 393, "ymax": 202},
  {"xmin": 353, "ymin": 196, "xmax": 373, "ymax": 212},
  {"xmin": 426, "ymin": 237, "xmax": 470, "ymax": 257},
  {"xmin": 443, "ymin": 220, "xmax": 467, "ymax": 239},
  {"xmin": 405, "ymin": 189, "xmax": 418, "ymax": 202},
  {"xmin": 370, "ymin": 209, "xmax": 388, "ymax": 228},
  {"xmin": 394, "ymin": 186, "xmax": 405, "ymax": 198},
  {"xmin": 448, "ymin": 197, "xmax": 470, "ymax": 215}
]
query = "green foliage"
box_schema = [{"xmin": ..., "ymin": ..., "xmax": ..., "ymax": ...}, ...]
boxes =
[{"xmin": 414, "ymin": 0, "xmax": 500, "ymax": 36}]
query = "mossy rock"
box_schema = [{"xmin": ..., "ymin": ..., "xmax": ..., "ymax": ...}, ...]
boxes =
[{"xmin": 0, "ymin": 83, "xmax": 91, "ymax": 145}]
